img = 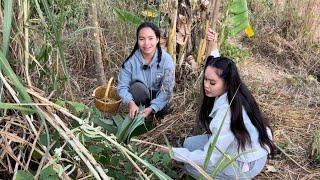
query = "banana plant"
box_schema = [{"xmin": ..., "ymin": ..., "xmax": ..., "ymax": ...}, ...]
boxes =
[{"xmin": 219, "ymin": 0, "xmax": 252, "ymax": 48}]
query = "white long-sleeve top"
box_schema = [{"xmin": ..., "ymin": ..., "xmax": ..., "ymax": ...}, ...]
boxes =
[{"xmin": 172, "ymin": 93, "xmax": 272, "ymax": 168}]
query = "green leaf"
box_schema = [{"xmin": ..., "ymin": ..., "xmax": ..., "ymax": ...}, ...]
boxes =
[
  {"xmin": 32, "ymin": 150, "xmax": 42, "ymax": 159},
  {"xmin": 112, "ymin": 114, "xmax": 124, "ymax": 128},
  {"xmin": 116, "ymin": 115, "xmax": 132, "ymax": 142},
  {"xmin": 150, "ymin": 152, "xmax": 161, "ymax": 163},
  {"xmin": 229, "ymin": 0, "xmax": 250, "ymax": 36},
  {"xmin": 123, "ymin": 114, "xmax": 146, "ymax": 142},
  {"xmin": 98, "ymin": 154, "xmax": 110, "ymax": 165},
  {"xmin": 54, "ymin": 99, "xmax": 66, "ymax": 108},
  {"xmin": 230, "ymin": 0, "xmax": 248, "ymax": 14},
  {"xmin": 110, "ymin": 155, "xmax": 120, "ymax": 165},
  {"xmin": 89, "ymin": 145, "xmax": 104, "ymax": 154},
  {"xmin": 40, "ymin": 133, "xmax": 52, "ymax": 146},
  {"xmin": 69, "ymin": 101, "xmax": 86, "ymax": 113},
  {"xmin": 230, "ymin": 12, "xmax": 249, "ymax": 36},
  {"xmin": 90, "ymin": 117, "xmax": 116, "ymax": 134},
  {"xmin": 124, "ymin": 162, "xmax": 133, "ymax": 174},
  {"xmin": 39, "ymin": 166, "xmax": 59, "ymax": 180},
  {"xmin": 15, "ymin": 170, "xmax": 34, "ymax": 180},
  {"xmin": 114, "ymin": 8, "xmax": 142, "ymax": 25}
]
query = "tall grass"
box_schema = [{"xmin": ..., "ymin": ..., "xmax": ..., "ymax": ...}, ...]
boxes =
[{"xmin": 0, "ymin": 0, "xmax": 13, "ymax": 106}]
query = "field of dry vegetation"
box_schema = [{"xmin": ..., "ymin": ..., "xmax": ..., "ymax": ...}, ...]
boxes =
[{"xmin": 0, "ymin": 0, "xmax": 319, "ymax": 179}]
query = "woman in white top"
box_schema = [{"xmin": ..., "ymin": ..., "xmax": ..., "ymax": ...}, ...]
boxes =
[{"xmin": 160, "ymin": 29, "xmax": 275, "ymax": 179}]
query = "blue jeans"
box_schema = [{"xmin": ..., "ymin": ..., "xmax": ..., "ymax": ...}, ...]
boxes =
[{"xmin": 183, "ymin": 135, "xmax": 268, "ymax": 179}]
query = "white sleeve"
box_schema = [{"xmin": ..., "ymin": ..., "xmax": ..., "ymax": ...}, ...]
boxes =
[
  {"xmin": 172, "ymin": 106, "xmax": 234, "ymax": 167},
  {"xmin": 210, "ymin": 50, "xmax": 220, "ymax": 58}
]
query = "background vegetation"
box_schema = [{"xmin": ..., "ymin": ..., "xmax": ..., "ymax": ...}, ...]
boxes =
[{"xmin": 0, "ymin": 0, "xmax": 319, "ymax": 179}]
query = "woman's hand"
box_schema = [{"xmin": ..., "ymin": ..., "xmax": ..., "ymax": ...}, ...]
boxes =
[
  {"xmin": 142, "ymin": 107, "xmax": 153, "ymax": 118},
  {"xmin": 156, "ymin": 146, "xmax": 169, "ymax": 153},
  {"xmin": 128, "ymin": 100, "xmax": 139, "ymax": 119},
  {"xmin": 206, "ymin": 28, "xmax": 218, "ymax": 52}
]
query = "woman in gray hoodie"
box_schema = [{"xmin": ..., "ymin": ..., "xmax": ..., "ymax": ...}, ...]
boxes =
[{"xmin": 117, "ymin": 22, "xmax": 175, "ymax": 119}]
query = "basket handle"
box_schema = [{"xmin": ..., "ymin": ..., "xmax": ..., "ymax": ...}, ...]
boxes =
[{"xmin": 103, "ymin": 77, "xmax": 114, "ymax": 102}]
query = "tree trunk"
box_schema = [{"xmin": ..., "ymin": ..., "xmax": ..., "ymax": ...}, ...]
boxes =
[{"xmin": 89, "ymin": 0, "xmax": 106, "ymax": 85}]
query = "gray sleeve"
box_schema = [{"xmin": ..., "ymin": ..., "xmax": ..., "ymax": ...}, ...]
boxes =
[
  {"xmin": 117, "ymin": 62, "xmax": 133, "ymax": 104},
  {"xmin": 150, "ymin": 57, "xmax": 175, "ymax": 112}
]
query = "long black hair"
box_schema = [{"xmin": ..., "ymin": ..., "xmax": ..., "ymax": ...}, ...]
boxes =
[
  {"xmin": 121, "ymin": 22, "xmax": 162, "ymax": 69},
  {"xmin": 198, "ymin": 56, "xmax": 274, "ymax": 155}
]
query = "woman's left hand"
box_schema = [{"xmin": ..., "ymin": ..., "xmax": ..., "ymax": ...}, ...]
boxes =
[{"xmin": 142, "ymin": 107, "xmax": 153, "ymax": 117}]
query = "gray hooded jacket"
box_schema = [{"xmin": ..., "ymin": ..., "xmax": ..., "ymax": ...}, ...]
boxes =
[{"xmin": 117, "ymin": 49, "xmax": 175, "ymax": 113}]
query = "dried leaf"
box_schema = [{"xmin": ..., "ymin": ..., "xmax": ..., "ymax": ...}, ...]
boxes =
[{"xmin": 266, "ymin": 165, "xmax": 277, "ymax": 173}]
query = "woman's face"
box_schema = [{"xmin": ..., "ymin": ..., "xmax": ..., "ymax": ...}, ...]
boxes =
[
  {"xmin": 204, "ymin": 66, "xmax": 227, "ymax": 97},
  {"xmin": 138, "ymin": 27, "xmax": 159, "ymax": 56}
]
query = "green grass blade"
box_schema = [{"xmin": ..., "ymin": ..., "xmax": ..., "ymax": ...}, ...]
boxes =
[
  {"xmin": 2, "ymin": 0, "xmax": 13, "ymax": 57},
  {"xmin": 0, "ymin": 103, "xmax": 34, "ymax": 113},
  {"xmin": 0, "ymin": 52, "xmax": 33, "ymax": 104}
]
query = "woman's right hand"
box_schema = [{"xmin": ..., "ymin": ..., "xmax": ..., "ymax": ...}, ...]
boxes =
[
  {"xmin": 206, "ymin": 28, "xmax": 218, "ymax": 52},
  {"xmin": 128, "ymin": 100, "xmax": 139, "ymax": 119}
]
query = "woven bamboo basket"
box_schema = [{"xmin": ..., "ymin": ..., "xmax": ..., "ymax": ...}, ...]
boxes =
[{"xmin": 93, "ymin": 77, "xmax": 121, "ymax": 113}]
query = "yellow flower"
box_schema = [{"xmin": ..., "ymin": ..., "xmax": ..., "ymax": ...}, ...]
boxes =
[
  {"xmin": 244, "ymin": 25, "xmax": 254, "ymax": 38},
  {"xmin": 141, "ymin": 10, "xmax": 156, "ymax": 18}
]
